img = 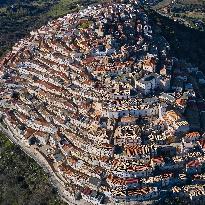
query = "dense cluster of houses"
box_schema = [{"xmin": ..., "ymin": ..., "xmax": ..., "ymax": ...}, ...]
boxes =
[{"xmin": 0, "ymin": 0, "xmax": 205, "ymax": 204}]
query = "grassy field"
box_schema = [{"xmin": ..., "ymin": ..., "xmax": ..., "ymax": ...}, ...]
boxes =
[{"xmin": 45, "ymin": 0, "xmax": 100, "ymax": 18}]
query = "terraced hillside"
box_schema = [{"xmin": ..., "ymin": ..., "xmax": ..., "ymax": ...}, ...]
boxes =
[{"xmin": 1, "ymin": 1, "xmax": 205, "ymax": 205}]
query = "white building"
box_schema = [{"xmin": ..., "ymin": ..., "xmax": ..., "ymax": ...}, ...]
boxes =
[{"xmin": 135, "ymin": 73, "xmax": 160, "ymax": 95}]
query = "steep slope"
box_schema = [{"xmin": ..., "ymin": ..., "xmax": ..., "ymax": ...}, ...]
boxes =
[{"xmin": 1, "ymin": 1, "xmax": 205, "ymax": 205}]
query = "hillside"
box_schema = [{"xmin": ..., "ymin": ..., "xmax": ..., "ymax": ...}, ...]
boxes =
[
  {"xmin": 152, "ymin": 0, "xmax": 205, "ymax": 30},
  {"xmin": 0, "ymin": 0, "xmax": 205, "ymax": 205},
  {"xmin": 0, "ymin": 1, "xmax": 99, "ymax": 204},
  {"xmin": 0, "ymin": 133, "xmax": 67, "ymax": 205},
  {"xmin": 1, "ymin": 0, "xmax": 205, "ymax": 204},
  {"xmin": 0, "ymin": 0, "xmax": 99, "ymax": 57},
  {"xmin": 146, "ymin": 6, "xmax": 205, "ymax": 73}
]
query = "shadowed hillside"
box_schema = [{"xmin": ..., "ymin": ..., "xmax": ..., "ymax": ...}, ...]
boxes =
[{"xmin": 147, "ymin": 7, "xmax": 205, "ymax": 71}]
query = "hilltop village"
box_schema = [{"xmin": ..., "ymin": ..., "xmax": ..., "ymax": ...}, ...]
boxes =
[{"xmin": 1, "ymin": 0, "xmax": 205, "ymax": 204}]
